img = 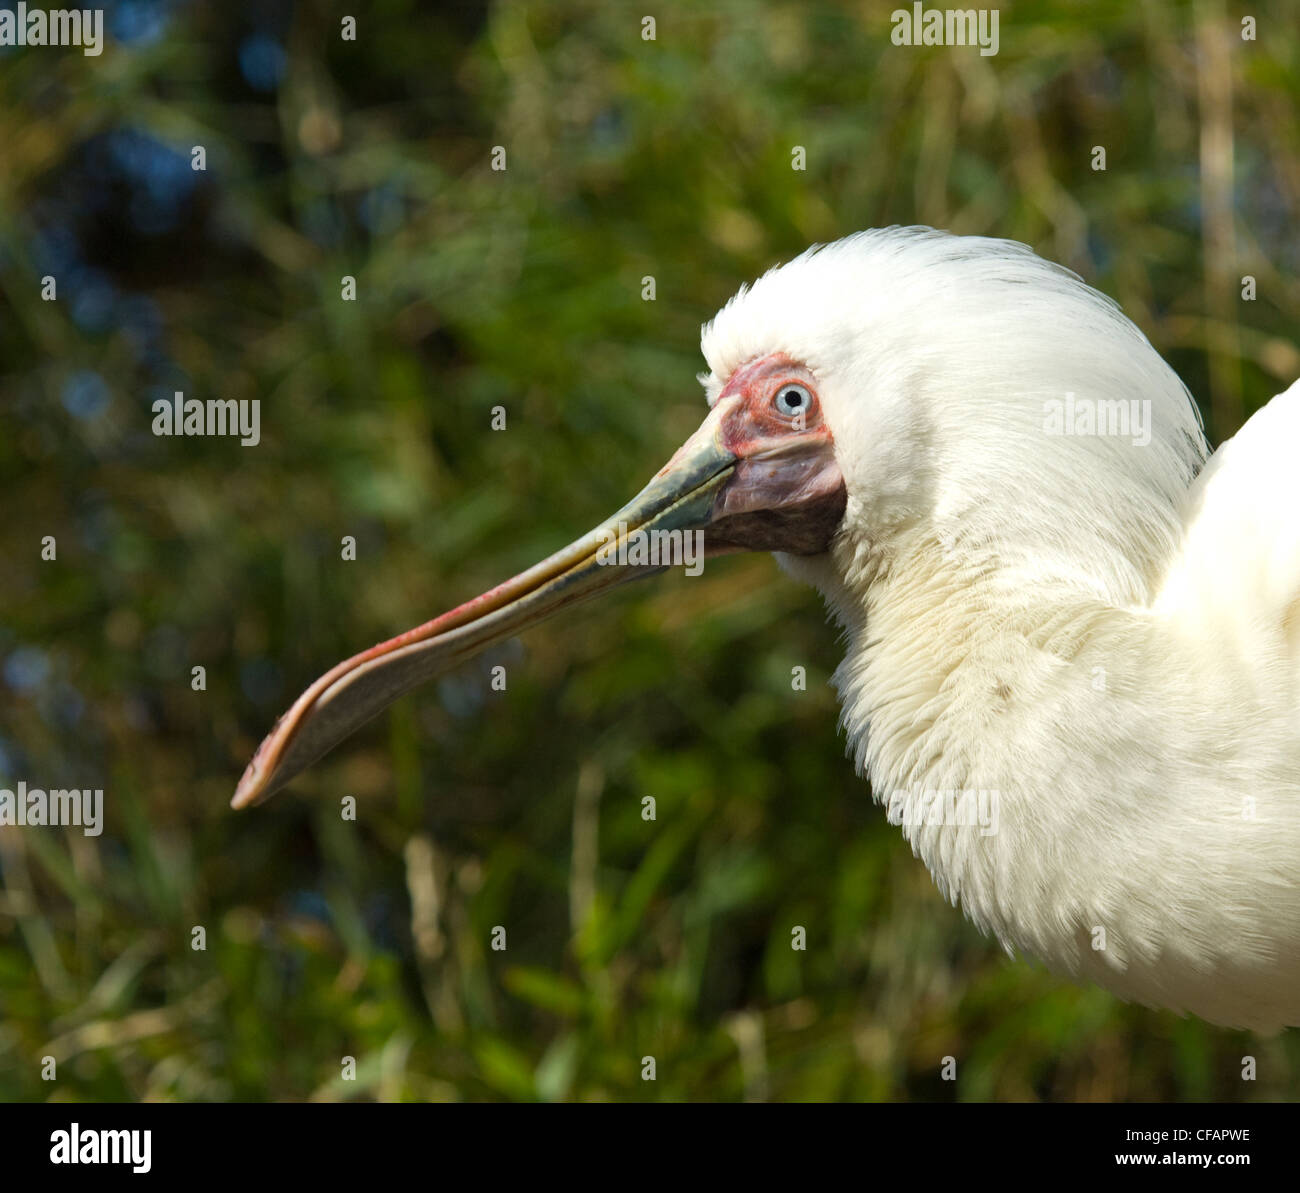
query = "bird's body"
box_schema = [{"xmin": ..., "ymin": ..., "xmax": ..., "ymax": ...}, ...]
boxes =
[
  {"xmin": 238, "ymin": 228, "xmax": 1300, "ymax": 1031},
  {"xmin": 701, "ymin": 229, "xmax": 1300, "ymax": 1030}
]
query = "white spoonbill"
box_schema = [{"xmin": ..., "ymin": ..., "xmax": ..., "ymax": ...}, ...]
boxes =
[{"xmin": 235, "ymin": 227, "xmax": 1300, "ymax": 1032}]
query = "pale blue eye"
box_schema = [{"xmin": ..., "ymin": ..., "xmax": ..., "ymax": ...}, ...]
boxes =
[{"xmin": 774, "ymin": 383, "xmax": 812, "ymax": 418}]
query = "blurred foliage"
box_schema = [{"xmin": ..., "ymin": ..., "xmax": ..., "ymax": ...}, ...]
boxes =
[{"xmin": 1, "ymin": 0, "xmax": 1299, "ymax": 1102}]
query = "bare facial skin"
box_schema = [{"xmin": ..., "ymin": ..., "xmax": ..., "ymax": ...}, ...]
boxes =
[{"xmin": 705, "ymin": 355, "xmax": 847, "ymax": 554}]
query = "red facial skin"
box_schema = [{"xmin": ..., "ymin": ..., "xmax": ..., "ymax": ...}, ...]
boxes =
[
  {"xmin": 714, "ymin": 353, "xmax": 829, "ymax": 442},
  {"xmin": 705, "ymin": 353, "xmax": 847, "ymax": 555}
]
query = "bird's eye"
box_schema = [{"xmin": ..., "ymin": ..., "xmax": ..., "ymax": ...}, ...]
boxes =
[{"xmin": 774, "ymin": 383, "xmax": 813, "ymax": 419}]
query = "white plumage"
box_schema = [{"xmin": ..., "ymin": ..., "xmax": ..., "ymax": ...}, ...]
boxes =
[{"xmin": 703, "ymin": 227, "xmax": 1300, "ymax": 1030}]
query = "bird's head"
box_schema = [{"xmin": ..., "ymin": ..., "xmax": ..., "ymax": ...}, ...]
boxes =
[
  {"xmin": 233, "ymin": 227, "xmax": 1205, "ymax": 808},
  {"xmin": 699, "ymin": 227, "xmax": 1205, "ymax": 610}
]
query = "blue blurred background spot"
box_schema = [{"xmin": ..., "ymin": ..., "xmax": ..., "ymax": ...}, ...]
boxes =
[
  {"xmin": 4, "ymin": 647, "xmax": 52, "ymax": 693},
  {"xmin": 61, "ymin": 370, "xmax": 111, "ymax": 420},
  {"xmin": 238, "ymin": 32, "xmax": 286, "ymax": 93}
]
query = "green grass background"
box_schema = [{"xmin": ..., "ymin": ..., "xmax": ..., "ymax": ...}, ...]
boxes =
[{"xmin": 2, "ymin": 0, "xmax": 1299, "ymax": 1100}]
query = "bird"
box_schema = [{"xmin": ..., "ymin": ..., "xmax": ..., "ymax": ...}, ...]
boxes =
[{"xmin": 234, "ymin": 227, "xmax": 1300, "ymax": 1032}]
